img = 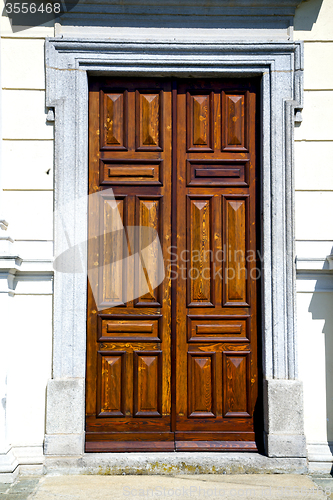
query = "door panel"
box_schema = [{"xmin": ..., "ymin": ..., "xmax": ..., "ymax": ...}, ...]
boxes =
[
  {"xmin": 133, "ymin": 351, "xmax": 162, "ymax": 417},
  {"xmin": 188, "ymin": 352, "xmax": 216, "ymax": 418},
  {"xmin": 223, "ymin": 196, "xmax": 248, "ymax": 306},
  {"xmin": 86, "ymin": 77, "xmax": 259, "ymax": 452},
  {"xmin": 97, "ymin": 351, "xmax": 126, "ymax": 417},
  {"xmin": 187, "ymin": 195, "xmax": 214, "ymax": 307},
  {"xmin": 174, "ymin": 80, "xmax": 258, "ymax": 449},
  {"xmin": 86, "ymin": 79, "xmax": 172, "ymax": 451}
]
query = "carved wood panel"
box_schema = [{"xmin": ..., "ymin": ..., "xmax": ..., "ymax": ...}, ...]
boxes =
[
  {"xmin": 136, "ymin": 90, "xmax": 163, "ymax": 151},
  {"xmin": 133, "ymin": 351, "xmax": 162, "ymax": 417},
  {"xmin": 187, "ymin": 196, "xmax": 213, "ymax": 307},
  {"xmin": 188, "ymin": 352, "xmax": 216, "ymax": 418},
  {"xmin": 187, "ymin": 92, "xmax": 214, "ymax": 152},
  {"xmin": 134, "ymin": 196, "xmax": 162, "ymax": 307},
  {"xmin": 99, "ymin": 159, "xmax": 163, "ymax": 186},
  {"xmin": 223, "ymin": 196, "xmax": 249, "ymax": 306},
  {"xmin": 100, "ymin": 195, "xmax": 127, "ymax": 308},
  {"xmin": 223, "ymin": 351, "xmax": 251, "ymax": 417},
  {"xmin": 100, "ymin": 91, "xmax": 128, "ymax": 151},
  {"xmin": 97, "ymin": 351, "xmax": 126, "ymax": 417},
  {"xmin": 222, "ymin": 92, "xmax": 249, "ymax": 152},
  {"xmin": 186, "ymin": 160, "xmax": 249, "ymax": 187},
  {"xmin": 188, "ymin": 317, "xmax": 248, "ymax": 342},
  {"xmin": 98, "ymin": 316, "xmax": 161, "ymax": 342}
]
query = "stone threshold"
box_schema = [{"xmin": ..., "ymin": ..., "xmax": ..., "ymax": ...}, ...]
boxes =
[{"xmin": 44, "ymin": 453, "xmax": 308, "ymax": 475}]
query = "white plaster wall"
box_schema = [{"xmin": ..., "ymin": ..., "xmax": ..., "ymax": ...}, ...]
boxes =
[
  {"xmin": 0, "ymin": 0, "xmax": 332, "ymax": 466},
  {"xmin": 0, "ymin": 2, "xmax": 54, "ymax": 462},
  {"xmin": 297, "ymin": 291, "xmax": 333, "ymax": 441},
  {"xmin": 6, "ymin": 295, "xmax": 53, "ymax": 447},
  {"xmin": 294, "ymin": 0, "xmax": 333, "ymax": 453}
]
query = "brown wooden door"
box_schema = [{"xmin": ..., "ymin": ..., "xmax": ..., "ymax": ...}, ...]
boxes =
[
  {"xmin": 86, "ymin": 78, "xmax": 259, "ymax": 452},
  {"xmin": 173, "ymin": 80, "xmax": 258, "ymax": 450}
]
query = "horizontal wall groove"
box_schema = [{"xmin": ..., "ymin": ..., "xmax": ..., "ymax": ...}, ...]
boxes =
[
  {"xmin": 2, "ymin": 138, "xmax": 54, "ymax": 141},
  {"xmin": 294, "ymin": 139, "xmax": 333, "ymax": 143},
  {"xmin": 3, "ymin": 189, "xmax": 54, "ymax": 192},
  {"xmin": 2, "ymin": 88, "xmax": 45, "ymax": 91},
  {"xmin": 301, "ymin": 40, "xmax": 333, "ymax": 43},
  {"xmin": 303, "ymin": 89, "xmax": 333, "ymax": 92},
  {"xmin": 0, "ymin": 36, "xmax": 50, "ymax": 40},
  {"xmin": 13, "ymin": 240, "xmax": 53, "ymax": 243}
]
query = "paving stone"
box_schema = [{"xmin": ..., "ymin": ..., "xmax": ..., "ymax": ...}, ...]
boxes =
[
  {"xmin": 30, "ymin": 474, "xmax": 328, "ymax": 500},
  {"xmin": 10, "ymin": 479, "xmax": 40, "ymax": 493},
  {"xmin": 5, "ymin": 495, "xmax": 34, "ymax": 500},
  {"xmin": 311, "ymin": 477, "xmax": 333, "ymax": 500}
]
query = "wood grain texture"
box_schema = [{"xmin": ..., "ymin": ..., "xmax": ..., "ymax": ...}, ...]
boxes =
[
  {"xmin": 87, "ymin": 77, "xmax": 259, "ymax": 451},
  {"xmin": 135, "ymin": 196, "xmax": 161, "ymax": 307},
  {"xmin": 133, "ymin": 351, "xmax": 162, "ymax": 417},
  {"xmin": 187, "ymin": 196, "xmax": 213, "ymax": 307},
  {"xmin": 87, "ymin": 78, "xmax": 172, "ymax": 450},
  {"xmin": 188, "ymin": 317, "xmax": 248, "ymax": 342},
  {"xmin": 223, "ymin": 196, "xmax": 248, "ymax": 306},
  {"xmin": 188, "ymin": 352, "xmax": 216, "ymax": 418},
  {"xmin": 175, "ymin": 79, "xmax": 258, "ymax": 444},
  {"xmin": 101, "ymin": 196, "xmax": 126, "ymax": 307},
  {"xmin": 97, "ymin": 351, "xmax": 125, "ymax": 417},
  {"xmin": 136, "ymin": 90, "xmax": 163, "ymax": 151},
  {"xmin": 98, "ymin": 315, "xmax": 161, "ymax": 342},
  {"xmin": 106, "ymin": 94, "xmax": 123, "ymax": 145},
  {"xmin": 186, "ymin": 159, "xmax": 249, "ymax": 187},
  {"xmin": 99, "ymin": 159, "xmax": 163, "ymax": 186},
  {"xmin": 223, "ymin": 351, "xmax": 251, "ymax": 417},
  {"xmin": 100, "ymin": 90, "xmax": 128, "ymax": 151},
  {"xmin": 175, "ymin": 440, "xmax": 258, "ymax": 451},
  {"xmin": 187, "ymin": 92, "xmax": 214, "ymax": 152},
  {"xmin": 222, "ymin": 91, "xmax": 249, "ymax": 152}
]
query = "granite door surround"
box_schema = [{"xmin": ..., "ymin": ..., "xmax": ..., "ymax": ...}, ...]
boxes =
[{"xmin": 44, "ymin": 38, "xmax": 306, "ymax": 459}]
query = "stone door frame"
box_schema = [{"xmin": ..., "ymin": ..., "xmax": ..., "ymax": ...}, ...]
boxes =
[{"xmin": 44, "ymin": 38, "xmax": 306, "ymax": 458}]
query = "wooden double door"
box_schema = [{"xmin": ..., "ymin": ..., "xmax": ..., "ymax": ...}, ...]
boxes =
[{"xmin": 86, "ymin": 78, "xmax": 259, "ymax": 452}]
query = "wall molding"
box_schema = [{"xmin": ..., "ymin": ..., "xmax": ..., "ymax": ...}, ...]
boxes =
[
  {"xmin": 296, "ymin": 257, "xmax": 333, "ymax": 273},
  {"xmin": 44, "ymin": 38, "xmax": 305, "ymax": 459},
  {"xmin": 56, "ymin": 0, "xmax": 305, "ymax": 40}
]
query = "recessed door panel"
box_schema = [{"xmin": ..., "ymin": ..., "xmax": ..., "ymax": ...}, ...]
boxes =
[
  {"xmin": 101, "ymin": 91, "xmax": 128, "ymax": 151},
  {"xmin": 223, "ymin": 352, "xmax": 251, "ymax": 417},
  {"xmin": 188, "ymin": 352, "xmax": 216, "ymax": 418},
  {"xmin": 223, "ymin": 196, "xmax": 248, "ymax": 306},
  {"xmin": 222, "ymin": 91, "xmax": 248, "ymax": 152},
  {"xmin": 135, "ymin": 196, "xmax": 162, "ymax": 307},
  {"xmin": 187, "ymin": 196, "xmax": 213, "ymax": 307},
  {"xmin": 136, "ymin": 91, "xmax": 163, "ymax": 151},
  {"xmin": 134, "ymin": 351, "xmax": 162, "ymax": 417},
  {"xmin": 97, "ymin": 351, "xmax": 126, "ymax": 417}
]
